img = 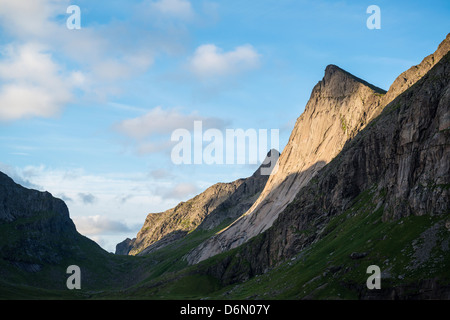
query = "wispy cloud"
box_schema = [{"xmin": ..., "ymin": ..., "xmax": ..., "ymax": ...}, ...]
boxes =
[
  {"xmin": 115, "ymin": 106, "xmax": 226, "ymax": 138},
  {"xmin": 0, "ymin": 162, "xmax": 43, "ymax": 190},
  {"xmin": 78, "ymin": 193, "xmax": 98, "ymax": 205},
  {"xmin": 72, "ymin": 215, "xmax": 133, "ymax": 236},
  {"xmin": 56, "ymin": 193, "xmax": 73, "ymax": 203},
  {"xmin": 160, "ymin": 182, "xmax": 199, "ymax": 200},
  {"xmin": 0, "ymin": 0, "xmax": 199, "ymax": 121},
  {"xmin": 150, "ymin": 168, "xmax": 173, "ymax": 180},
  {"xmin": 114, "ymin": 106, "xmax": 228, "ymax": 155},
  {"xmin": 151, "ymin": 0, "xmax": 195, "ymax": 20},
  {"xmin": 0, "ymin": 43, "xmax": 75, "ymax": 121},
  {"xmin": 188, "ymin": 44, "xmax": 261, "ymax": 78},
  {"xmin": 0, "ymin": 0, "xmax": 67, "ymax": 38}
]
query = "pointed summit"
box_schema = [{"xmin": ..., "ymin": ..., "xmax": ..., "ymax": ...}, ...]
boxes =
[
  {"xmin": 187, "ymin": 63, "xmax": 387, "ymax": 265},
  {"xmin": 187, "ymin": 34, "xmax": 450, "ymax": 266},
  {"xmin": 323, "ymin": 64, "xmax": 352, "ymax": 80},
  {"xmin": 324, "ymin": 64, "xmax": 386, "ymax": 93},
  {"xmin": 121, "ymin": 150, "xmax": 275, "ymax": 256},
  {"xmin": 310, "ymin": 64, "xmax": 386, "ymax": 104}
]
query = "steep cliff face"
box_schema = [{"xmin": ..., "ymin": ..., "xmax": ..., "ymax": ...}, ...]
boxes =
[
  {"xmin": 0, "ymin": 172, "xmax": 79, "ymax": 269},
  {"xmin": 0, "ymin": 171, "xmax": 122, "ymax": 292},
  {"xmin": 115, "ymin": 238, "xmax": 135, "ymax": 256},
  {"xmin": 187, "ymin": 64, "xmax": 387, "ymax": 264},
  {"xmin": 187, "ymin": 34, "xmax": 450, "ymax": 266},
  {"xmin": 0, "ymin": 172, "xmax": 72, "ymax": 225},
  {"xmin": 0, "ymin": 171, "xmax": 149, "ymax": 294},
  {"xmin": 273, "ymin": 49, "xmax": 449, "ymax": 261},
  {"xmin": 198, "ymin": 46, "xmax": 450, "ymax": 287},
  {"xmin": 121, "ymin": 151, "xmax": 277, "ymax": 256}
]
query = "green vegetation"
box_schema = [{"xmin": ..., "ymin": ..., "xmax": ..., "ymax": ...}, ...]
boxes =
[
  {"xmin": 1, "ymin": 188, "xmax": 449, "ymax": 300},
  {"xmin": 203, "ymin": 188, "xmax": 450, "ymax": 300},
  {"xmin": 339, "ymin": 114, "xmax": 347, "ymax": 134}
]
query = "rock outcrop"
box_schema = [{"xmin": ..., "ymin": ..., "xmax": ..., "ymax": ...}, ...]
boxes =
[
  {"xmin": 121, "ymin": 150, "xmax": 278, "ymax": 256},
  {"xmin": 198, "ymin": 40, "xmax": 450, "ymax": 285},
  {"xmin": 186, "ymin": 33, "xmax": 450, "ymax": 266},
  {"xmin": 0, "ymin": 172, "xmax": 78, "ymax": 266},
  {"xmin": 381, "ymin": 33, "xmax": 450, "ymax": 106},
  {"xmin": 115, "ymin": 238, "xmax": 136, "ymax": 256},
  {"xmin": 0, "ymin": 171, "xmax": 110, "ymax": 281},
  {"xmin": 0, "ymin": 172, "xmax": 72, "ymax": 225},
  {"xmin": 0, "ymin": 171, "xmax": 155, "ymax": 293},
  {"xmin": 187, "ymin": 64, "xmax": 387, "ymax": 264}
]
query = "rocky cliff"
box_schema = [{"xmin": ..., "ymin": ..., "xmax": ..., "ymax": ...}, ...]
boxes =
[
  {"xmin": 0, "ymin": 171, "xmax": 149, "ymax": 294},
  {"xmin": 187, "ymin": 64, "xmax": 388, "ymax": 264},
  {"xmin": 0, "ymin": 171, "xmax": 80, "ymax": 270},
  {"xmin": 119, "ymin": 150, "xmax": 278, "ymax": 256},
  {"xmin": 196, "ymin": 40, "xmax": 450, "ymax": 287},
  {"xmin": 1, "ymin": 34, "xmax": 449, "ymax": 300},
  {"xmin": 186, "ymin": 33, "xmax": 450, "ymax": 266}
]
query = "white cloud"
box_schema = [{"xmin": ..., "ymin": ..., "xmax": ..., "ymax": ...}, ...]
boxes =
[
  {"xmin": 114, "ymin": 106, "xmax": 228, "ymax": 154},
  {"xmin": 135, "ymin": 140, "xmax": 175, "ymax": 155},
  {"xmin": 72, "ymin": 215, "xmax": 132, "ymax": 236},
  {"xmin": 189, "ymin": 44, "xmax": 261, "ymax": 78},
  {"xmin": 0, "ymin": 43, "xmax": 75, "ymax": 121},
  {"xmin": 0, "ymin": 162, "xmax": 42, "ymax": 190},
  {"xmin": 0, "ymin": 0, "xmax": 193, "ymax": 121},
  {"xmin": 78, "ymin": 193, "xmax": 98, "ymax": 205},
  {"xmin": 150, "ymin": 168, "xmax": 173, "ymax": 180},
  {"xmin": 0, "ymin": 0, "xmax": 67, "ymax": 38},
  {"xmin": 115, "ymin": 106, "xmax": 228, "ymax": 139},
  {"xmin": 115, "ymin": 106, "xmax": 198, "ymax": 139},
  {"xmin": 151, "ymin": 0, "xmax": 195, "ymax": 20}
]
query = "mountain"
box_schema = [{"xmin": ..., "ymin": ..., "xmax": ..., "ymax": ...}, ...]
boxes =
[
  {"xmin": 186, "ymin": 33, "xmax": 450, "ymax": 266},
  {"xmin": 0, "ymin": 171, "xmax": 80, "ymax": 270},
  {"xmin": 186, "ymin": 65, "xmax": 387, "ymax": 264},
  {"xmin": 1, "ymin": 34, "xmax": 448, "ymax": 300},
  {"xmin": 186, "ymin": 37, "xmax": 450, "ymax": 297},
  {"xmin": 110, "ymin": 33, "xmax": 449, "ymax": 300},
  {"xmin": 381, "ymin": 33, "xmax": 450, "ymax": 106},
  {"xmin": 0, "ymin": 171, "xmax": 147, "ymax": 298},
  {"xmin": 116, "ymin": 150, "xmax": 279, "ymax": 256}
]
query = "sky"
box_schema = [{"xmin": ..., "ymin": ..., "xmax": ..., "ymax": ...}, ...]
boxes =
[{"xmin": 0, "ymin": 0, "xmax": 449, "ymax": 253}]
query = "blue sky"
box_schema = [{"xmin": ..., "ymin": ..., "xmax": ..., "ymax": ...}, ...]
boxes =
[{"xmin": 0, "ymin": 0, "xmax": 449, "ymax": 252}]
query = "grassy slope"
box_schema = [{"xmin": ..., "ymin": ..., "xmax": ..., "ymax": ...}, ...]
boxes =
[
  {"xmin": 88, "ymin": 220, "xmax": 234, "ymax": 299},
  {"xmin": 1, "ymin": 187, "xmax": 448, "ymax": 300},
  {"xmin": 206, "ymin": 187, "xmax": 450, "ymax": 300},
  {"xmin": 106, "ymin": 185, "xmax": 450, "ymax": 300},
  {"xmin": 0, "ymin": 210, "xmax": 148, "ymax": 299}
]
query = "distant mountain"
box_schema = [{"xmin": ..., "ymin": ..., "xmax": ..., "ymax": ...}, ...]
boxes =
[{"xmin": 116, "ymin": 150, "xmax": 279, "ymax": 256}]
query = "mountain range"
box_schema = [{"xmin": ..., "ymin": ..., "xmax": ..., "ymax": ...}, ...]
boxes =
[{"xmin": 0, "ymin": 33, "xmax": 449, "ymax": 300}]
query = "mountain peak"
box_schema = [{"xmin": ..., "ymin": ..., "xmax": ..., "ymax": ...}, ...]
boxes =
[
  {"xmin": 322, "ymin": 64, "xmax": 386, "ymax": 95},
  {"xmin": 187, "ymin": 61, "xmax": 388, "ymax": 265},
  {"xmin": 324, "ymin": 64, "xmax": 344, "ymax": 76},
  {"xmin": 309, "ymin": 64, "xmax": 385, "ymax": 104}
]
